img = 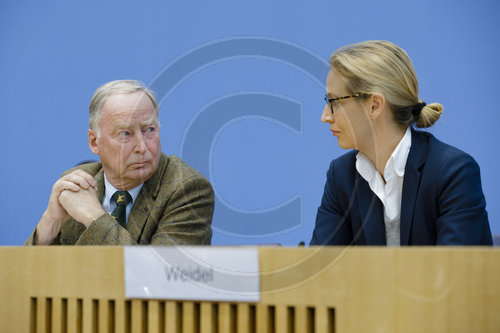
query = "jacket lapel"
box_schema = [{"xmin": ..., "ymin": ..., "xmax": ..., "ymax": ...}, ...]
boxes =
[
  {"xmin": 400, "ymin": 129, "xmax": 428, "ymax": 245},
  {"xmin": 95, "ymin": 168, "xmax": 105, "ymax": 201},
  {"xmin": 126, "ymin": 154, "xmax": 169, "ymax": 242},
  {"xmin": 354, "ymin": 172, "xmax": 386, "ymax": 245}
]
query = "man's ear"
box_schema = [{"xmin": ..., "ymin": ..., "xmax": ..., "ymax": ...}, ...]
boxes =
[
  {"xmin": 368, "ymin": 93, "xmax": 386, "ymax": 120},
  {"xmin": 88, "ymin": 129, "xmax": 99, "ymax": 155}
]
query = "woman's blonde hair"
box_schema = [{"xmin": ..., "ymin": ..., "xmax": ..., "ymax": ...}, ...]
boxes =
[{"xmin": 329, "ymin": 40, "xmax": 442, "ymax": 128}]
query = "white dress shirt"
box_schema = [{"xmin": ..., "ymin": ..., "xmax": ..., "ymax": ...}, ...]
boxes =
[
  {"xmin": 102, "ymin": 175, "xmax": 143, "ymax": 226},
  {"xmin": 355, "ymin": 127, "xmax": 412, "ymax": 246}
]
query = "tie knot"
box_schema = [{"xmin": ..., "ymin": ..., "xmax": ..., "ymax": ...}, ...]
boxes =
[{"xmin": 112, "ymin": 191, "xmax": 132, "ymax": 207}]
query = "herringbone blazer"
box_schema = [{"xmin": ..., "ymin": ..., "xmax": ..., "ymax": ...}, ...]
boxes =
[{"xmin": 25, "ymin": 154, "xmax": 214, "ymax": 245}]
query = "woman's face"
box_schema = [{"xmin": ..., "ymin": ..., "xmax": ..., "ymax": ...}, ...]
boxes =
[{"xmin": 322, "ymin": 70, "xmax": 372, "ymax": 151}]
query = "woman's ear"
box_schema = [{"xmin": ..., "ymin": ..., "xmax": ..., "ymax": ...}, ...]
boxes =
[{"xmin": 367, "ymin": 93, "xmax": 386, "ymax": 120}]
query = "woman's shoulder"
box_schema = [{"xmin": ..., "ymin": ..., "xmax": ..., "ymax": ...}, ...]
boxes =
[
  {"xmin": 329, "ymin": 150, "xmax": 358, "ymax": 168},
  {"xmin": 324, "ymin": 151, "xmax": 359, "ymax": 182},
  {"xmin": 412, "ymin": 130, "xmax": 479, "ymax": 170}
]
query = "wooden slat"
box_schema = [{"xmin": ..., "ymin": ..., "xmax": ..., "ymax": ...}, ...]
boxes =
[
  {"xmin": 296, "ymin": 305, "xmax": 313, "ymax": 333},
  {"xmin": 96, "ymin": 299, "xmax": 110, "ymax": 333},
  {"xmin": 51, "ymin": 297, "xmax": 62, "ymax": 333},
  {"xmin": 237, "ymin": 303, "xmax": 250, "ymax": 333},
  {"xmin": 313, "ymin": 307, "xmax": 331, "ymax": 333},
  {"xmin": 200, "ymin": 303, "xmax": 214, "ymax": 333},
  {"xmin": 66, "ymin": 298, "xmax": 77, "ymax": 333},
  {"xmin": 81, "ymin": 298, "xmax": 93, "ymax": 333},
  {"xmin": 254, "ymin": 304, "xmax": 269, "ymax": 333},
  {"xmin": 130, "ymin": 299, "xmax": 146, "ymax": 333},
  {"xmin": 165, "ymin": 301, "xmax": 180, "ymax": 333},
  {"xmin": 218, "ymin": 303, "xmax": 231, "ymax": 333},
  {"xmin": 275, "ymin": 305, "xmax": 287, "ymax": 333},
  {"xmin": 182, "ymin": 302, "xmax": 194, "ymax": 333},
  {"xmin": 147, "ymin": 300, "xmax": 160, "ymax": 333},
  {"xmin": 254, "ymin": 304, "xmax": 264, "ymax": 333},
  {"xmin": 114, "ymin": 300, "xmax": 126, "ymax": 333},
  {"xmin": 35, "ymin": 297, "xmax": 46, "ymax": 333}
]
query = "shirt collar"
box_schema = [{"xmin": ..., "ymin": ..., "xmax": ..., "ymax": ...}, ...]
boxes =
[
  {"xmin": 387, "ymin": 127, "xmax": 412, "ymax": 178},
  {"xmin": 103, "ymin": 174, "xmax": 143, "ymax": 206},
  {"xmin": 356, "ymin": 126, "xmax": 412, "ymax": 181}
]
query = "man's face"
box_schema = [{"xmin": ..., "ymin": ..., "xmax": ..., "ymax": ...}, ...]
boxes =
[{"xmin": 88, "ymin": 92, "xmax": 161, "ymax": 190}]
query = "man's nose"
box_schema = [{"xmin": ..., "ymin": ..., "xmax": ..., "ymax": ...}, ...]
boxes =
[{"xmin": 134, "ymin": 133, "xmax": 147, "ymax": 153}]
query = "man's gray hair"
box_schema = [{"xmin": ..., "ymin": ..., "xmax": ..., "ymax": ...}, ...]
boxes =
[{"xmin": 89, "ymin": 80, "xmax": 159, "ymax": 135}]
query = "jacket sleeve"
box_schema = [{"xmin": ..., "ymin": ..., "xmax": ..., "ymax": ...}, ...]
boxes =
[
  {"xmin": 74, "ymin": 214, "xmax": 137, "ymax": 245},
  {"xmin": 24, "ymin": 228, "xmax": 61, "ymax": 246},
  {"xmin": 310, "ymin": 160, "xmax": 353, "ymax": 245},
  {"xmin": 435, "ymin": 151, "xmax": 492, "ymax": 245}
]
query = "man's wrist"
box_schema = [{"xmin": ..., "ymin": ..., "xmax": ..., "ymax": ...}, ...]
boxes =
[
  {"xmin": 82, "ymin": 209, "xmax": 106, "ymax": 227},
  {"xmin": 35, "ymin": 215, "xmax": 59, "ymax": 245}
]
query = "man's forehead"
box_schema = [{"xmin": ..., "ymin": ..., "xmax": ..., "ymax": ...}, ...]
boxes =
[
  {"xmin": 101, "ymin": 92, "xmax": 156, "ymax": 119},
  {"xmin": 102, "ymin": 91, "xmax": 154, "ymax": 111},
  {"xmin": 110, "ymin": 113, "xmax": 158, "ymax": 128}
]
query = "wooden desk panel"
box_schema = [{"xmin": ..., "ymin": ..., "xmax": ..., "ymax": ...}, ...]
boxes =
[{"xmin": 1, "ymin": 247, "xmax": 498, "ymax": 332}]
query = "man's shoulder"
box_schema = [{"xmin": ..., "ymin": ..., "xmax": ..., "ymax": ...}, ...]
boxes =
[
  {"xmin": 61, "ymin": 161, "xmax": 103, "ymax": 177},
  {"xmin": 144, "ymin": 153, "xmax": 211, "ymax": 195},
  {"xmin": 157, "ymin": 154, "xmax": 207, "ymax": 180}
]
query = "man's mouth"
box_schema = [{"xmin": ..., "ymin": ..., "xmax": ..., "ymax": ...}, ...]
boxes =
[{"xmin": 131, "ymin": 161, "xmax": 149, "ymax": 168}]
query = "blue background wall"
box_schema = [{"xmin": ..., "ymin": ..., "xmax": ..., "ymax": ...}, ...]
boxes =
[{"xmin": 1, "ymin": 0, "xmax": 499, "ymax": 245}]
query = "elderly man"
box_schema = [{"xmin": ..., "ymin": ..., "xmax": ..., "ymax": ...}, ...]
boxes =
[{"xmin": 26, "ymin": 80, "xmax": 214, "ymax": 245}]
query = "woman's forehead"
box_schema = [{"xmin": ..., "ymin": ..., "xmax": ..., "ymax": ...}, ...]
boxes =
[{"xmin": 326, "ymin": 70, "xmax": 349, "ymax": 96}]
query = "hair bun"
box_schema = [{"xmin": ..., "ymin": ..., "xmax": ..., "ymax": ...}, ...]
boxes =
[{"xmin": 416, "ymin": 102, "xmax": 443, "ymax": 128}]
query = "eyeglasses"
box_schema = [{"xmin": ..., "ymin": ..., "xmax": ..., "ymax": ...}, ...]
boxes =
[{"xmin": 324, "ymin": 93, "xmax": 369, "ymax": 114}]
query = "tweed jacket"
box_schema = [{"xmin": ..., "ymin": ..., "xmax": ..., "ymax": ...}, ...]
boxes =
[{"xmin": 25, "ymin": 154, "xmax": 214, "ymax": 245}]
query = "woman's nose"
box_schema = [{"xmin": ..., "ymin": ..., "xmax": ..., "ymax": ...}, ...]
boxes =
[{"xmin": 321, "ymin": 105, "xmax": 334, "ymax": 123}]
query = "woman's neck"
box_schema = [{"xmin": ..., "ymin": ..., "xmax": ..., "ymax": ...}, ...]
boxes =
[{"xmin": 361, "ymin": 123, "xmax": 406, "ymax": 180}]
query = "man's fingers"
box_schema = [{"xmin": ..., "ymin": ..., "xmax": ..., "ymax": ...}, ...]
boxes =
[
  {"xmin": 61, "ymin": 170, "xmax": 97, "ymax": 190},
  {"xmin": 57, "ymin": 180, "xmax": 81, "ymax": 192},
  {"xmin": 72, "ymin": 170, "xmax": 97, "ymax": 187}
]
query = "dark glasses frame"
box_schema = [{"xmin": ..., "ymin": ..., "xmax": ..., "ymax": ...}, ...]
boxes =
[{"xmin": 324, "ymin": 93, "xmax": 370, "ymax": 113}]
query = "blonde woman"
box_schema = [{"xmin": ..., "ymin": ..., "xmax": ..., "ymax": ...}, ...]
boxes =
[{"xmin": 310, "ymin": 41, "xmax": 492, "ymax": 246}]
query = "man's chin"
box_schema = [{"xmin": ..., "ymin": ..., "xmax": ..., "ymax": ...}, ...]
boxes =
[
  {"xmin": 123, "ymin": 159, "xmax": 159, "ymax": 185},
  {"xmin": 119, "ymin": 166, "xmax": 152, "ymax": 185},
  {"xmin": 133, "ymin": 167, "xmax": 154, "ymax": 181}
]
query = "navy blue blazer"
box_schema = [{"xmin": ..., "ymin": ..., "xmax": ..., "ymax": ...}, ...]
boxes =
[{"xmin": 310, "ymin": 129, "xmax": 492, "ymax": 246}]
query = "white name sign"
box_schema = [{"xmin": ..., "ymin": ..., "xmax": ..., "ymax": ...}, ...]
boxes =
[{"xmin": 124, "ymin": 247, "xmax": 260, "ymax": 302}]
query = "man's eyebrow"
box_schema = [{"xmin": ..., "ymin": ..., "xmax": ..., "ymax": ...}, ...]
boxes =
[
  {"xmin": 140, "ymin": 118, "xmax": 158, "ymax": 126},
  {"xmin": 111, "ymin": 118, "xmax": 158, "ymax": 130},
  {"xmin": 111, "ymin": 122, "xmax": 131, "ymax": 130}
]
